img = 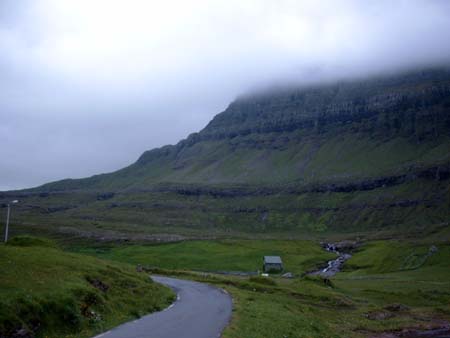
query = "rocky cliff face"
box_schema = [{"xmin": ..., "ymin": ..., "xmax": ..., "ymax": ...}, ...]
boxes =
[{"xmin": 195, "ymin": 69, "xmax": 450, "ymax": 142}]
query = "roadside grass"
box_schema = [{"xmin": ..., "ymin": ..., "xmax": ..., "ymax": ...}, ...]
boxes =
[
  {"xmin": 72, "ymin": 239, "xmax": 335, "ymax": 275},
  {"xmin": 0, "ymin": 236, "xmax": 175, "ymax": 338}
]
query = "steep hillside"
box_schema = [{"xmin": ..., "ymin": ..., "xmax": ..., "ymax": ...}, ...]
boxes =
[{"xmin": 2, "ymin": 68, "xmax": 450, "ymax": 238}]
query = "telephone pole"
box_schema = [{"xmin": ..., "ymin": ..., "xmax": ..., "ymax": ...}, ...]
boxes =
[{"xmin": 4, "ymin": 200, "xmax": 18, "ymax": 243}]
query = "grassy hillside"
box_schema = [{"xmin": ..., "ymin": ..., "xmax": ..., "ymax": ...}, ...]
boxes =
[
  {"xmin": 5, "ymin": 171, "xmax": 449, "ymax": 240},
  {"xmin": 1, "ymin": 68, "xmax": 449, "ymax": 238},
  {"xmin": 46, "ymin": 133, "xmax": 448, "ymax": 188},
  {"xmin": 0, "ymin": 236, "xmax": 175, "ymax": 338}
]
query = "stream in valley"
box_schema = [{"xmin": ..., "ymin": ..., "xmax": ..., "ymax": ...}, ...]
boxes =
[{"xmin": 309, "ymin": 242, "xmax": 354, "ymax": 277}]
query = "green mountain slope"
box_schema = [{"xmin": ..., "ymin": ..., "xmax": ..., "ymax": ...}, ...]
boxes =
[
  {"xmin": 2, "ymin": 68, "xmax": 450, "ymax": 238},
  {"xmin": 36, "ymin": 68, "xmax": 450, "ymax": 190}
]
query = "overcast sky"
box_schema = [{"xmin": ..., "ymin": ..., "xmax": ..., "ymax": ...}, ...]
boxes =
[{"xmin": 1, "ymin": 0, "xmax": 450, "ymax": 190}]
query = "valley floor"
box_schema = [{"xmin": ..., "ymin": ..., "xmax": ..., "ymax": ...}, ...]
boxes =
[
  {"xmin": 1, "ymin": 236, "xmax": 449, "ymax": 338},
  {"xmin": 71, "ymin": 238, "xmax": 450, "ymax": 338}
]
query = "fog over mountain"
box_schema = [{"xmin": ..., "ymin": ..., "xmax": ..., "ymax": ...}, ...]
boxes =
[{"xmin": 1, "ymin": 0, "xmax": 450, "ymax": 190}]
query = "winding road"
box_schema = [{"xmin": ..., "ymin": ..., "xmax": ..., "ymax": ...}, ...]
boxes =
[{"xmin": 93, "ymin": 276, "xmax": 233, "ymax": 338}]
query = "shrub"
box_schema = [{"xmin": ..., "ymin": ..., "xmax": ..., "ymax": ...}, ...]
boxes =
[
  {"xmin": 6, "ymin": 236, "xmax": 57, "ymax": 248},
  {"xmin": 249, "ymin": 276, "xmax": 277, "ymax": 286}
]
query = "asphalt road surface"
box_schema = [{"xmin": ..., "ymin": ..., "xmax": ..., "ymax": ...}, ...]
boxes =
[{"xmin": 93, "ymin": 276, "xmax": 233, "ymax": 338}]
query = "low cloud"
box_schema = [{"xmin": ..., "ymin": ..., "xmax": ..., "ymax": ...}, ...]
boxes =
[{"xmin": 1, "ymin": 0, "xmax": 450, "ymax": 190}]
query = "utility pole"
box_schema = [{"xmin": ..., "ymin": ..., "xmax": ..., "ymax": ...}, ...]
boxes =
[
  {"xmin": 4, "ymin": 200, "xmax": 18, "ymax": 243},
  {"xmin": 4, "ymin": 204, "xmax": 10, "ymax": 243}
]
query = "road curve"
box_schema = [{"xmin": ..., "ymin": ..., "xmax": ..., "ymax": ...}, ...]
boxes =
[{"xmin": 93, "ymin": 276, "xmax": 233, "ymax": 338}]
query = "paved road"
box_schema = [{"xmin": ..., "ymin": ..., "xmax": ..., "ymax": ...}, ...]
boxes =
[{"xmin": 93, "ymin": 276, "xmax": 232, "ymax": 338}]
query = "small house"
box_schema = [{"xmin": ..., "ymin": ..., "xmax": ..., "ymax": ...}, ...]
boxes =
[{"xmin": 263, "ymin": 256, "xmax": 283, "ymax": 273}]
